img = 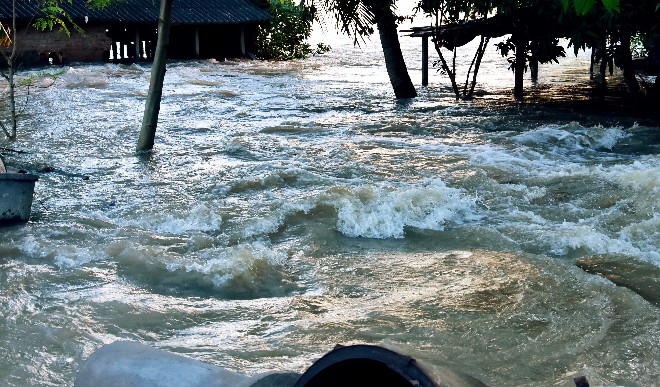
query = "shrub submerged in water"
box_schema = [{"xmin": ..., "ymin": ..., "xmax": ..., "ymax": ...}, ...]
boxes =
[{"xmin": 257, "ymin": 0, "xmax": 318, "ymax": 60}]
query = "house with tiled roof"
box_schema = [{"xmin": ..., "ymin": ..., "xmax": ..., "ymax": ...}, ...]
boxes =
[{"xmin": 0, "ymin": 0, "xmax": 270, "ymax": 65}]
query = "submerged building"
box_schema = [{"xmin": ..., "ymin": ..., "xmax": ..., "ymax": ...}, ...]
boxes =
[{"xmin": 0, "ymin": 0, "xmax": 270, "ymax": 65}]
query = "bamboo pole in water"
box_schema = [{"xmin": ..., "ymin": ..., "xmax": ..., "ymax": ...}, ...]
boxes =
[{"xmin": 136, "ymin": 0, "xmax": 173, "ymax": 152}]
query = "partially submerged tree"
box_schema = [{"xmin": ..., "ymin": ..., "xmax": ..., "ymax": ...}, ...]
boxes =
[
  {"xmin": 136, "ymin": 0, "xmax": 173, "ymax": 153},
  {"xmin": 1, "ymin": 0, "xmax": 114, "ymax": 141},
  {"xmin": 257, "ymin": 0, "xmax": 317, "ymax": 60},
  {"xmin": 416, "ymin": 0, "xmax": 493, "ymax": 100},
  {"xmin": 0, "ymin": 0, "xmax": 19, "ymax": 140},
  {"xmin": 413, "ymin": 0, "xmax": 660, "ymax": 101},
  {"xmin": 317, "ymin": 0, "xmax": 418, "ymax": 98}
]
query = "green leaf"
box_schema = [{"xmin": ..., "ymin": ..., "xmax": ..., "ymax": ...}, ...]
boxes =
[
  {"xmin": 562, "ymin": 0, "xmax": 570, "ymax": 13},
  {"xmin": 574, "ymin": 0, "xmax": 595, "ymax": 15},
  {"xmin": 601, "ymin": 0, "xmax": 620, "ymax": 12}
]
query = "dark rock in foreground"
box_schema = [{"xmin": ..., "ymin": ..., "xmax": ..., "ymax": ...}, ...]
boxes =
[{"xmin": 577, "ymin": 254, "xmax": 660, "ymax": 308}]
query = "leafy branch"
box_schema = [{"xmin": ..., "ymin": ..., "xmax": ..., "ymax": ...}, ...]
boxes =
[
  {"xmin": 562, "ymin": 0, "xmax": 621, "ymax": 15},
  {"xmin": 33, "ymin": 1, "xmax": 84, "ymax": 36}
]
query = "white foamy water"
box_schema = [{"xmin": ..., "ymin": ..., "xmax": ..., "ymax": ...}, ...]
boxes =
[
  {"xmin": 329, "ymin": 180, "xmax": 477, "ymax": 239},
  {"xmin": 1, "ymin": 23, "xmax": 658, "ymax": 387}
]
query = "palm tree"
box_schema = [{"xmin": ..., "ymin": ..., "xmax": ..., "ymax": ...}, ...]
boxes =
[{"xmin": 317, "ymin": 0, "xmax": 417, "ymax": 98}]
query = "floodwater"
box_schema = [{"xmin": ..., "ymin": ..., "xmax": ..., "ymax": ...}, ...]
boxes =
[{"xmin": 1, "ymin": 29, "xmax": 659, "ymax": 386}]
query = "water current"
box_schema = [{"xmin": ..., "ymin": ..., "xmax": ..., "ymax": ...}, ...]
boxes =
[{"xmin": 1, "ymin": 26, "xmax": 659, "ymax": 386}]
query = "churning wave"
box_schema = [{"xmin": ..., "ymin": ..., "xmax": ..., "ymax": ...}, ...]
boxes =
[{"xmin": 324, "ymin": 179, "xmax": 478, "ymax": 239}]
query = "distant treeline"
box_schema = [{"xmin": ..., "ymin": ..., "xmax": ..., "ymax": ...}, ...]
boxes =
[{"xmin": 414, "ymin": 0, "xmax": 660, "ymax": 99}]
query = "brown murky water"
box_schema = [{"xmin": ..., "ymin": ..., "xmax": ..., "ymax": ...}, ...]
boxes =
[{"xmin": 1, "ymin": 29, "xmax": 659, "ymax": 386}]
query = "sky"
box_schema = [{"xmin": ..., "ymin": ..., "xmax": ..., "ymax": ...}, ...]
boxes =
[{"xmin": 309, "ymin": 0, "xmax": 432, "ymax": 46}]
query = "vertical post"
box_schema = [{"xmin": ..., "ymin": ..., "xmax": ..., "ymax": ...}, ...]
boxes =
[
  {"xmin": 529, "ymin": 57, "xmax": 538, "ymax": 82},
  {"xmin": 512, "ymin": 33, "xmax": 526, "ymax": 101},
  {"xmin": 134, "ymin": 28, "xmax": 141, "ymax": 62},
  {"xmin": 136, "ymin": 0, "xmax": 173, "ymax": 152},
  {"xmin": 240, "ymin": 25, "xmax": 246, "ymax": 56},
  {"xmin": 194, "ymin": 27, "xmax": 200, "ymax": 58},
  {"xmin": 421, "ymin": 35, "xmax": 428, "ymax": 86}
]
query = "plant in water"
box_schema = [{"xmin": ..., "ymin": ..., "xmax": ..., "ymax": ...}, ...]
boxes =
[
  {"xmin": 0, "ymin": 0, "xmax": 21, "ymax": 141},
  {"xmin": 316, "ymin": 0, "xmax": 418, "ymax": 98},
  {"xmin": 1, "ymin": 0, "xmax": 110, "ymax": 142},
  {"xmin": 416, "ymin": 0, "xmax": 493, "ymax": 100},
  {"xmin": 257, "ymin": 0, "xmax": 316, "ymax": 60}
]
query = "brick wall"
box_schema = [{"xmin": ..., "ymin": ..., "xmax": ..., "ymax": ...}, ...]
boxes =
[{"xmin": 12, "ymin": 23, "xmax": 112, "ymax": 65}]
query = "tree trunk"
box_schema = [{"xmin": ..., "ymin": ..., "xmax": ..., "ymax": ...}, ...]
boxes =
[
  {"xmin": 513, "ymin": 34, "xmax": 526, "ymax": 101},
  {"xmin": 7, "ymin": 59, "xmax": 16, "ymax": 139},
  {"xmin": 136, "ymin": 0, "xmax": 174, "ymax": 152},
  {"xmin": 620, "ymin": 33, "xmax": 640, "ymax": 95},
  {"xmin": 529, "ymin": 57, "xmax": 538, "ymax": 82},
  {"xmin": 0, "ymin": 0, "xmax": 18, "ymax": 140},
  {"xmin": 466, "ymin": 36, "xmax": 489, "ymax": 98},
  {"xmin": 368, "ymin": 2, "xmax": 417, "ymax": 99}
]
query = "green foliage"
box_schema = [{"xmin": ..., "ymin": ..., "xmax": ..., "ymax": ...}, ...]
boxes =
[
  {"xmin": 315, "ymin": 42, "xmax": 332, "ymax": 54},
  {"xmin": 33, "ymin": 1, "xmax": 73, "ymax": 36},
  {"xmin": 562, "ymin": 0, "xmax": 620, "ymax": 15},
  {"xmin": 316, "ymin": 0, "xmax": 378, "ymax": 45},
  {"xmin": 2, "ymin": 0, "xmax": 114, "ymax": 141},
  {"xmin": 16, "ymin": 69, "xmax": 67, "ymax": 88},
  {"xmin": 257, "ymin": 0, "xmax": 315, "ymax": 60},
  {"xmin": 32, "ymin": 0, "xmax": 116, "ymax": 36},
  {"xmin": 417, "ymin": 0, "xmax": 492, "ymax": 21}
]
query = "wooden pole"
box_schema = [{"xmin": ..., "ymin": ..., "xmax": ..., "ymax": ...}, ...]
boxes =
[
  {"xmin": 513, "ymin": 34, "xmax": 526, "ymax": 101},
  {"xmin": 134, "ymin": 28, "xmax": 140, "ymax": 62},
  {"xmin": 136, "ymin": 0, "xmax": 173, "ymax": 152},
  {"xmin": 421, "ymin": 35, "xmax": 428, "ymax": 86},
  {"xmin": 194, "ymin": 27, "xmax": 200, "ymax": 58},
  {"xmin": 240, "ymin": 26, "xmax": 245, "ymax": 56}
]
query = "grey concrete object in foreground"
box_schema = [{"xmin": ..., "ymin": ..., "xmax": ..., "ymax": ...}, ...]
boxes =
[
  {"xmin": 74, "ymin": 341, "xmax": 265, "ymax": 387},
  {"xmin": 0, "ymin": 172, "xmax": 38, "ymax": 224},
  {"xmin": 74, "ymin": 341, "xmax": 300, "ymax": 387}
]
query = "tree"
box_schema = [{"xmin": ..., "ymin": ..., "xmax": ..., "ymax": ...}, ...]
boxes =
[
  {"xmin": 416, "ymin": 0, "xmax": 493, "ymax": 100},
  {"xmin": 0, "ymin": 0, "xmax": 19, "ymax": 140},
  {"xmin": 1, "ymin": 0, "xmax": 114, "ymax": 141},
  {"xmin": 563, "ymin": 0, "xmax": 621, "ymax": 15},
  {"xmin": 318, "ymin": 0, "xmax": 418, "ymax": 98},
  {"xmin": 562, "ymin": 0, "xmax": 659, "ymax": 95},
  {"xmin": 414, "ymin": 0, "xmax": 642, "ymax": 101},
  {"xmin": 136, "ymin": 0, "xmax": 174, "ymax": 153},
  {"xmin": 257, "ymin": 0, "xmax": 315, "ymax": 60}
]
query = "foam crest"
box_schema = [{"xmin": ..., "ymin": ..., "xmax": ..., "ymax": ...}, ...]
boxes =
[
  {"xmin": 327, "ymin": 180, "xmax": 477, "ymax": 239},
  {"xmin": 124, "ymin": 203, "xmax": 222, "ymax": 234},
  {"xmin": 109, "ymin": 240, "xmax": 299, "ymax": 298},
  {"xmin": 595, "ymin": 156, "xmax": 659, "ymax": 216},
  {"xmin": 620, "ymin": 214, "xmax": 660, "ymax": 263},
  {"xmin": 604, "ymin": 156, "xmax": 660, "ymax": 192},
  {"xmin": 513, "ymin": 218, "xmax": 659, "ymax": 263},
  {"xmin": 237, "ymin": 200, "xmax": 317, "ymax": 239},
  {"xmin": 551, "ymin": 221, "xmax": 640, "ymax": 256},
  {"xmin": 225, "ymin": 170, "xmax": 297, "ymax": 194},
  {"xmin": 470, "ymin": 143, "xmax": 570, "ymax": 177},
  {"xmin": 513, "ymin": 123, "xmax": 630, "ymax": 151},
  {"xmin": 15, "ymin": 235, "xmax": 103, "ymax": 269},
  {"xmin": 60, "ymin": 67, "xmax": 109, "ymax": 88}
]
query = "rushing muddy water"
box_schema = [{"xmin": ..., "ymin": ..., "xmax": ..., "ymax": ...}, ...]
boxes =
[{"xmin": 1, "ymin": 25, "xmax": 659, "ymax": 386}]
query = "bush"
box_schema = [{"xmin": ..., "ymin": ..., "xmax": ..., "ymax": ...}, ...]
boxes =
[{"xmin": 257, "ymin": 0, "xmax": 314, "ymax": 60}]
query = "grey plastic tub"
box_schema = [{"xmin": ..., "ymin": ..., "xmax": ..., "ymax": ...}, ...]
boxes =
[{"xmin": 0, "ymin": 172, "xmax": 39, "ymax": 225}]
